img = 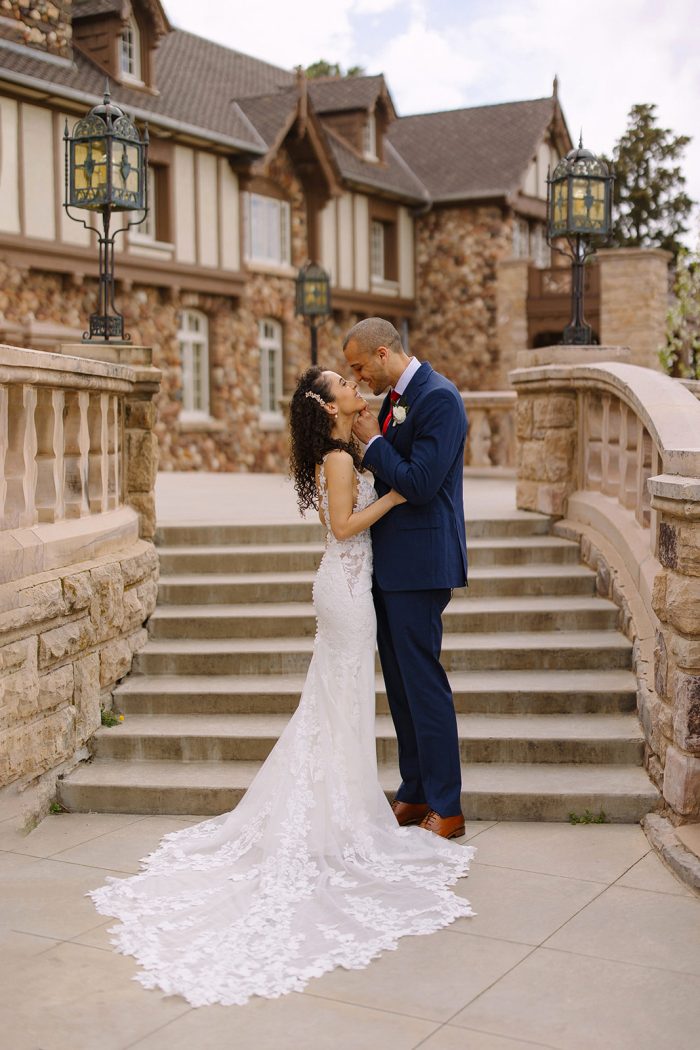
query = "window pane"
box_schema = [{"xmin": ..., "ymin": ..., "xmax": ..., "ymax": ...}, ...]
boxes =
[{"xmin": 371, "ymin": 221, "xmax": 384, "ymax": 279}]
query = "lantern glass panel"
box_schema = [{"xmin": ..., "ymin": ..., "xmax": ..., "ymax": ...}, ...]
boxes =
[
  {"xmin": 571, "ymin": 177, "xmax": 607, "ymax": 233},
  {"xmin": 304, "ymin": 279, "xmax": 329, "ymax": 314},
  {"xmin": 111, "ymin": 141, "xmax": 142, "ymax": 209},
  {"xmin": 550, "ymin": 178, "xmax": 569, "ymax": 236},
  {"xmin": 72, "ymin": 138, "xmax": 108, "ymax": 208}
]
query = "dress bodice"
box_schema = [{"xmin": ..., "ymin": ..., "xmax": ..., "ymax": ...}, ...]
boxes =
[{"xmin": 317, "ymin": 454, "xmax": 376, "ymax": 597}]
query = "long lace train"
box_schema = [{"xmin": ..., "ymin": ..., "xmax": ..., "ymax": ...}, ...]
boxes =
[{"xmin": 88, "ymin": 463, "xmax": 475, "ymax": 1007}]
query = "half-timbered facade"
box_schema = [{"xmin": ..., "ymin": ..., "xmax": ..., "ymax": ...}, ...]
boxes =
[{"xmin": 0, "ymin": 1, "xmax": 571, "ymax": 470}]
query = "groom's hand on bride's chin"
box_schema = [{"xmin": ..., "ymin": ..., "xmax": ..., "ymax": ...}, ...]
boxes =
[{"xmin": 353, "ymin": 408, "xmax": 380, "ymax": 444}]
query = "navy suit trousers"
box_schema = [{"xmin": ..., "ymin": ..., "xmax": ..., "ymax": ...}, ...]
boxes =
[{"xmin": 373, "ymin": 583, "xmax": 462, "ymax": 817}]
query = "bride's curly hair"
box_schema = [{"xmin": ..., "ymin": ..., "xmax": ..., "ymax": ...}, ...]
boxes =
[{"xmin": 289, "ymin": 366, "xmax": 363, "ymax": 513}]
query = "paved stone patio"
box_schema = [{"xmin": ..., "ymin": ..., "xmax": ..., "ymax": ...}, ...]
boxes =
[{"xmin": 1, "ymin": 804, "xmax": 699, "ymax": 1050}]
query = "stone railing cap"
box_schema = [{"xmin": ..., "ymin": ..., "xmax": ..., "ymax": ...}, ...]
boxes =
[{"xmin": 0, "ymin": 343, "xmax": 139, "ymax": 385}]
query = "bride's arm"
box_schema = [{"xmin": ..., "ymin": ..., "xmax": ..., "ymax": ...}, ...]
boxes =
[{"xmin": 324, "ymin": 450, "xmax": 404, "ymax": 540}]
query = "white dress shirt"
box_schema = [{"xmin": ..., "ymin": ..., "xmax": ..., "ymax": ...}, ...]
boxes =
[{"xmin": 366, "ymin": 357, "xmax": 421, "ymax": 449}]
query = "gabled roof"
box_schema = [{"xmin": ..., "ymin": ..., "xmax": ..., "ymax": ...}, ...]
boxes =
[
  {"xmin": 236, "ymin": 87, "xmax": 299, "ymax": 152},
  {"xmin": 73, "ymin": 0, "xmax": 171, "ymax": 33},
  {"xmin": 323, "ymin": 125, "xmax": 428, "ymax": 204},
  {"xmin": 308, "ymin": 74, "xmax": 396, "ymax": 119},
  {"xmin": 388, "ymin": 96, "xmax": 560, "ymax": 202}
]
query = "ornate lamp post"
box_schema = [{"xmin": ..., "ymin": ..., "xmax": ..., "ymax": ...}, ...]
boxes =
[
  {"xmin": 64, "ymin": 82, "xmax": 149, "ymax": 343},
  {"xmin": 295, "ymin": 261, "xmax": 332, "ymax": 366},
  {"xmin": 546, "ymin": 138, "xmax": 614, "ymax": 344}
]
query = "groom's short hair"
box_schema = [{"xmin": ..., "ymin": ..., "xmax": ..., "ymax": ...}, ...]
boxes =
[{"xmin": 343, "ymin": 317, "xmax": 403, "ymax": 355}]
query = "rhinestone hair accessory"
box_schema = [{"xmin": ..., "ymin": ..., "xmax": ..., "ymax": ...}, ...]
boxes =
[{"xmin": 305, "ymin": 390, "xmax": 327, "ymax": 408}]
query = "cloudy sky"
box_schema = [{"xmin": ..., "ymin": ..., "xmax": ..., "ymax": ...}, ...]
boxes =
[{"xmin": 163, "ymin": 0, "xmax": 700, "ymax": 240}]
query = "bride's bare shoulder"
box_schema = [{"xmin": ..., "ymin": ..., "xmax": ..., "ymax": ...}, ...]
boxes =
[{"xmin": 322, "ymin": 449, "xmax": 353, "ymax": 472}]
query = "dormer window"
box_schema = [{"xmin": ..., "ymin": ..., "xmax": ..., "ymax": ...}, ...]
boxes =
[
  {"xmin": 120, "ymin": 18, "xmax": 142, "ymax": 82},
  {"xmin": 363, "ymin": 114, "xmax": 377, "ymax": 160}
]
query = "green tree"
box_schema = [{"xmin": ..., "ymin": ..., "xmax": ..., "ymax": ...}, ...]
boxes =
[
  {"xmin": 304, "ymin": 60, "xmax": 365, "ymax": 79},
  {"xmin": 660, "ymin": 228, "xmax": 700, "ymax": 378},
  {"xmin": 603, "ymin": 103, "xmax": 694, "ymax": 258}
]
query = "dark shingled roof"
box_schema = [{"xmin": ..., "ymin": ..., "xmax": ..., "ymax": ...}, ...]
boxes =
[
  {"xmin": 0, "ymin": 29, "xmax": 298, "ymax": 149},
  {"xmin": 323, "ymin": 126, "xmax": 427, "ymax": 203},
  {"xmin": 388, "ymin": 97, "xmax": 556, "ymax": 201},
  {"xmin": 308, "ymin": 75, "xmax": 391, "ymax": 114},
  {"xmin": 72, "ymin": 0, "xmax": 123, "ymax": 17},
  {"xmin": 236, "ymin": 87, "xmax": 298, "ymax": 151}
]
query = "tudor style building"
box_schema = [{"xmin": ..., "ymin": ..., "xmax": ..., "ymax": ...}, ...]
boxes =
[{"xmin": 0, "ymin": 0, "xmax": 575, "ymax": 471}]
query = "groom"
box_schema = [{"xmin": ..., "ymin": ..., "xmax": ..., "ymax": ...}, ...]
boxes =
[{"xmin": 343, "ymin": 318, "xmax": 468, "ymax": 839}]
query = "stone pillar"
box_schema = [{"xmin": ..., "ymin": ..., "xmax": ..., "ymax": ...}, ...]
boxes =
[
  {"xmin": 60, "ymin": 344, "xmax": 161, "ymax": 540},
  {"xmin": 495, "ymin": 258, "xmax": 529, "ymax": 387},
  {"xmin": 650, "ymin": 475, "xmax": 700, "ymax": 821},
  {"xmin": 597, "ymin": 248, "xmax": 671, "ymax": 370}
]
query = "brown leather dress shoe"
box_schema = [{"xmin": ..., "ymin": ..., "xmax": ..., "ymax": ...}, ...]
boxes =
[
  {"xmin": 418, "ymin": 810, "xmax": 466, "ymax": 839},
  {"xmin": 391, "ymin": 800, "xmax": 431, "ymax": 827}
]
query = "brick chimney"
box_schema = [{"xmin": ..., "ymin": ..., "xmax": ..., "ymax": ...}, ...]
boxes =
[{"xmin": 0, "ymin": 1, "xmax": 73, "ymax": 60}]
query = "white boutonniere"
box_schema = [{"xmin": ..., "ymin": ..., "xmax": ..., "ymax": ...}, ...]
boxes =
[{"xmin": 392, "ymin": 400, "xmax": 409, "ymax": 425}]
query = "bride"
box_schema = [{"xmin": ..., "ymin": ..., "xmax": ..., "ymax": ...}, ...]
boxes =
[{"xmin": 88, "ymin": 365, "xmax": 475, "ymax": 1008}]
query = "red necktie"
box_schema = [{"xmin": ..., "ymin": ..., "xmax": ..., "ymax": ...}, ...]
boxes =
[{"xmin": 381, "ymin": 390, "xmax": 401, "ymax": 436}]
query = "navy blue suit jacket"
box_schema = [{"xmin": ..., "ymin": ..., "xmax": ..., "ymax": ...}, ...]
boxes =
[{"xmin": 363, "ymin": 362, "xmax": 468, "ymax": 592}]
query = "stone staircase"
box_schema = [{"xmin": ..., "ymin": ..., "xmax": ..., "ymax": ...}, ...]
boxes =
[{"xmin": 58, "ymin": 511, "xmax": 661, "ymax": 821}]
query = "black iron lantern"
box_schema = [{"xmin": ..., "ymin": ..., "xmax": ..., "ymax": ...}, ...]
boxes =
[
  {"xmin": 295, "ymin": 261, "xmax": 332, "ymax": 365},
  {"xmin": 546, "ymin": 138, "xmax": 614, "ymax": 344},
  {"xmin": 64, "ymin": 82, "xmax": 149, "ymax": 342}
]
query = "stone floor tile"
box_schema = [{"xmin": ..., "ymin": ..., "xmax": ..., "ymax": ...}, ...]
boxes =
[
  {"xmin": 616, "ymin": 851, "xmax": 696, "ymax": 897},
  {"xmin": 0, "ymin": 812, "xmax": 144, "ymax": 859},
  {"xmin": 462, "ymin": 821, "xmax": 499, "ymax": 842},
  {"xmin": 129, "ymin": 993, "xmax": 439, "ymax": 1050},
  {"xmin": 0, "ymin": 940, "xmax": 190, "ymax": 1050},
  {"xmin": 466, "ymin": 822, "xmax": 649, "ymax": 883},
  {"xmin": 418, "ymin": 1025, "xmax": 556, "ymax": 1049},
  {"xmin": 0, "ymin": 853, "xmax": 128, "ymax": 940},
  {"xmin": 301, "ymin": 928, "xmax": 531, "ymax": 1022},
  {"xmin": 51, "ymin": 816, "xmax": 200, "ymax": 874},
  {"xmin": 0, "ymin": 928, "xmax": 61, "ymax": 960},
  {"xmin": 543, "ymin": 885, "xmax": 700, "ymax": 974},
  {"xmin": 451, "ymin": 861, "xmax": 604, "ymax": 944},
  {"xmin": 451, "ymin": 947, "xmax": 700, "ymax": 1050},
  {"xmin": 68, "ymin": 918, "xmax": 120, "ymax": 952}
]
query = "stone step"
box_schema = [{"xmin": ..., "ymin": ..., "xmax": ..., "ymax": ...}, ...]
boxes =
[
  {"xmin": 91, "ymin": 712, "xmax": 645, "ymax": 765},
  {"xmin": 155, "ymin": 514, "xmax": 552, "ymax": 548},
  {"xmin": 156, "ymin": 564, "xmax": 597, "ymax": 605},
  {"xmin": 115, "ymin": 668, "xmax": 638, "ymax": 716},
  {"xmin": 132, "ymin": 630, "xmax": 632, "ymax": 676},
  {"xmin": 57, "ymin": 759, "xmax": 661, "ymax": 822},
  {"xmin": 147, "ymin": 595, "xmax": 620, "ymax": 639},
  {"xmin": 156, "ymin": 535, "xmax": 580, "ymax": 575}
]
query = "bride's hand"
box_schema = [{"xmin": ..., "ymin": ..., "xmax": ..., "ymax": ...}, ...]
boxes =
[{"xmin": 389, "ymin": 489, "xmax": 407, "ymax": 506}]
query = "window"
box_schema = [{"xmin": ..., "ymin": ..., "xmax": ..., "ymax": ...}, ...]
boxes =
[
  {"xmin": 243, "ymin": 193, "xmax": 291, "ymax": 266},
  {"xmin": 513, "ymin": 217, "xmax": 550, "ymax": 267},
  {"xmin": 363, "ymin": 114, "xmax": 377, "ymax": 160},
  {"xmin": 133, "ymin": 165, "xmax": 170, "ymax": 244},
  {"xmin": 119, "ymin": 18, "xmax": 142, "ymax": 82},
  {"xmin": 140, "ymin": 166, "xmax": 157, "ymax": 240},
  {"xmin": 512, "ymin": 217, "xmax": 530, "ymax": 259},
  {"xmin": 371, "ymin": 220, "xmax": 385, "ymax": 280},
  {"xmin": 531, "ymin": 223, "xmax": 551, "ymax": 268},
  {"xmin": 370, "ymin": 218, "xmax": 398, "ymax": 286},
  {"xmin": 259, "ymin": 318, "xmax": 283, "ymax": 421},
  {"xmin": 178, "ymin": 310, "xmax": 210, "ymax": 419}
]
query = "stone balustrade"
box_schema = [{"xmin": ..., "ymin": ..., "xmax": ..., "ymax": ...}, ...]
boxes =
[
  {"xmin": 511, "ymin": 349, "xmax": 700, "ymax": 821},
  {"xmin": 0, "ymin": 343, "xmax": 161, "ymax": 817}
]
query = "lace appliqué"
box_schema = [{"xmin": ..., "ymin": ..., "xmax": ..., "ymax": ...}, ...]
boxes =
[{"xmin": 87, "ymin": 454, "xmax": 475, "ymax": 1009}]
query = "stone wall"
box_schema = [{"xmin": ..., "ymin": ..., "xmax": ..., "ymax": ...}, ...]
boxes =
[
  {"xmin": 1, "ymin": 540, "xmax": 158, "ymax": 790},
  {"xmin": 0, "ymin": 1, "xmax": 72, "ymax": 58},
  {"xmin": 412, "ymin": 204, "xmax": 512, "ymax": 391}
]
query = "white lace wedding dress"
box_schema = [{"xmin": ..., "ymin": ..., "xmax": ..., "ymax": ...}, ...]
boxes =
[{"xmin": 88, "ymin": 460, "xmax": 475, "ymax": 1007}]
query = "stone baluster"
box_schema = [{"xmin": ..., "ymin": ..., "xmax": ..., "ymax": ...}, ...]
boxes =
[
  {"xmin": 63, "ymin": 390, "xmax": 90, "ymax": 518},
  {"xmin": 3, "ymin": 383, "xmax": 38, "ymax": 529},
  {"xmin": 0, "ymin": 384, "xmax": 8, "ymax": 521},
  {"xmin": 87, "ymin": 393, "xmax": 110, "ymax": 513},
  {"xmin": 35, "ymin": 387, "xmax": 65, "ymax": 523},
  {"xmin": 467, "ymin": 408, "xmax": 492, "ymax": 468}
]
